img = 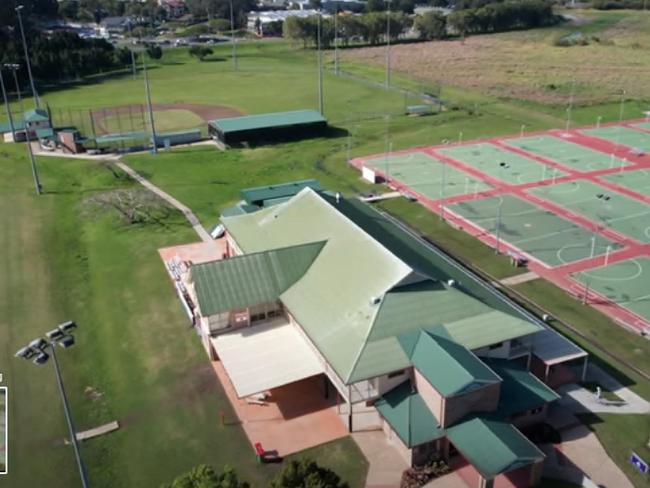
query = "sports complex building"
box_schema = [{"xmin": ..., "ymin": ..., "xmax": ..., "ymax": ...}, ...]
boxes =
[{"xmin": 161, "ymin": 183, "xmax": 587, "ymax": 488}]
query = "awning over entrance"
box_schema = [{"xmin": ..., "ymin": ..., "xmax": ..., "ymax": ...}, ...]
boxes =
[
  {"xmin": 210, "ymin": 319, "xmax": 324, "ymax": 398},
  {"xmin": 531, "ymin": 328, "xmax": 587, "ymax": 365}
]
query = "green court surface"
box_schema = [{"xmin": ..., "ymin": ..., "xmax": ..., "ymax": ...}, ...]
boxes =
[
  {"xmin": 436, "ymin": 143, "xmax": 565, "ymax": 184},
  {"xmin": 506, "ymin": 135, "xmax": 628, "ymax": 171},
  {"xmin": 601, "ymin": 169, "xmax": 650, "ymax": 197},
  {"xmin": 528, "ymin": 180, "xmax": 650, "ymax": 242},
  {"xmin": 582, "ymin": 126, "xmax": 650, "ymax": 152},
  {"xmin": 446, "ymin": 194, "xmax": 619, "ymax": 267},
  {"xmin": 363, "ymin": 151, "xmax": 492, "ymax": 199},
  {"xmin": 634, "ymin": 122, "xmax": 650, "ymax": 130},
  {"xmin": 572, "ymin": 257, "xmax": 650, "ymax": 323}
]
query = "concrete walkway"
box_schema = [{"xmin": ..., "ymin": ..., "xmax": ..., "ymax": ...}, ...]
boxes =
[
  {"xmin": 541, "ymin": 424, "xmax": 634, "ymax": 488},
  {"xmin": 352, "ymin": 431, "xmax": 408, "ymax": 488},
  {"xmin": 558, "ymin": 363, "xmax": 650, "ymax": 415},
  {"xmin": 423, "ymin": 472, "xmax": 467, "ymax": 488},
  {"xmin": 114, "ymin": 161, "xmax": 212, "ymax": 242},
  {"xmin": 500, "ymin": 271, "xmax": 539, "ymax": 286}
]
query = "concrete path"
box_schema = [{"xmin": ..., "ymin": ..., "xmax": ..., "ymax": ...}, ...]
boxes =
[
  {"xmin": 558, "ymin": 364, "xmax": 650, "ymax": 415},
  {"xmin": 76, "ymin": 421, "xmax": 120, "ymax": 441},
  {"xmin": 423, "ymin": 472, "xmax": 467, "ymax": 488},
  {"xmin": 352, "ymin": 431, "xmax": 408, "ymax": 488},
  {"xmin": 359, "ymin": 192, "xmax": 403, "ymax": 203},
  {"xmin": 500, "ymin": 271, "xmax": 539, "ymax": 286},
  {"xmin": 114, "ymin": 161, "xmax": 212, "ymax": 242},
  {"xmin": 541, "ymin": 424, "xmax": 634, "ymax": 488}
]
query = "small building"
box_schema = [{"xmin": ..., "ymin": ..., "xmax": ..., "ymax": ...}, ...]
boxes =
[
  {"xmin": 159, "ymin": 0, "xmax": 187, "ymax": 18},
  {"xmin": 208, "ymin": 109, "xmax": 328, "ymax": 146},
  {"xmin": 166, "ymin": 187, "xmax": 588, "ymax": 488},
  {"xmin": 99, "ymin": 17, "xmax": 131, "ymax": 37}
]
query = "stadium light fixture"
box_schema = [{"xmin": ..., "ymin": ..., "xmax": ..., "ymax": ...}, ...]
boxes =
[{"xmin": 15, "ymin": 322, "xmax": 90, "ymax": 488}]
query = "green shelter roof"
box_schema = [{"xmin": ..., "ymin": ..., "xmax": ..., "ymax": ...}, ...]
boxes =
[
  {"xmin": 0, "ymin": 119, "xmax": 25, "ymax": 133},
  {"xmin": 240, "ymin": 179, "xmax": 322, "ymax": 206},
  {"xmin": 375, "ymin": 382, "xmax": 445, "ymax": 448},
  {"xmin": 191, "ymin": 241, "xmax": 324, "ymax": 316},
  {"xmin": 404, "ymin": 329, "xmax": 501, "ymax": 396},
  {"xmin": 210, "ymin": 110, "xmax": 326, "ymax": 134},
  {"xmin": 24, "ymin": 108, "xmax": 49, "ymax": 123},
  {"xmin": 447, "ymin": 417, "xmax": 544, "ymax": 479},
  {"xmin": 487, "ymin": 359, "xmax": 559, "ymax": 418},
  {"xmin": 222, "ymin": 189, "xmax": 543, "ymax": 384}
]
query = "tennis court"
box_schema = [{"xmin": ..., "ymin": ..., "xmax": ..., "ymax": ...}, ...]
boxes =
[
  {"xmin": 446, "ymin": 194, "xmax": 619, "ymax": 267},
  {"xmin": 436, "ymin": 143, "xmax": 565, "ymax": 184},
  {"xmin": 601, "ymin": 169, "xmax": 650, "ymax": 197},
  {"xmin": 528, "ymin": 180, "xmax": 650, "ymax": 243},
  {"xmin": 506, "ymin": 135, "xmax": 628, "ymax": 171},
  {"xmin": 363, "ymin": 151, "xmax": 492, "ymax": 200},
  {"xmin": 572, "ymin": 257, "xmax": 650, "ymax": 323},
  {"xmin": 634, "ymin": 122, "xmax": 650, "ymax": 130},
  {"xmin": 582, "ymin": 126, "xmax": 650, "ymax": 152}
]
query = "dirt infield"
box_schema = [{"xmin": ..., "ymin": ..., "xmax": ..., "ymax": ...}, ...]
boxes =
[{"xmin": 92, "ymin": 103, "xmax": 242, "ymax": 134}]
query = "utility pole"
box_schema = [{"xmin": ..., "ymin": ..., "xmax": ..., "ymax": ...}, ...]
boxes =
[
  {"xmin": 142, "ymin": 55, "xmax": 157, "ymax": 155},
  {"xmin": 127, "ymin": 22, "xmax": 137, "ymax": 80},
  {"xmin": 15, "ymin": 5, "xmax": 40, "ymax": 108},
  {"xmin": 0, "ymin": 68, "xmax": 16, "ymax": 140},
  {"xmin": 5, "ymin": 64, "xmax": 24, "ymax": 115},
  {"xmin": 317, "ymin": 14, "xmax": 324, "ymax": 116},
  {"xmin": 385, "ymin": 0, "xmax": 392, "ymax": 90},
  {"xmin": 334, "ymin": 8, "xmax": 339, "ymax": 76},
  {"xmin": 229, "ymin": 0, "xmax": 238, "ymax": 71}
]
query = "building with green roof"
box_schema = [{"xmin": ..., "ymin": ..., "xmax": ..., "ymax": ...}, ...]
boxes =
[
  {"xmin": 175, "ymin": 186, "xmax": 584, "ymax": 488},
  {"xmin": 208, "ymin": 110, "xmax": 328, "ymax": 145}
]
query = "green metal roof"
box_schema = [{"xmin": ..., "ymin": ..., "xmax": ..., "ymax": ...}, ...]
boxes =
[
  {"xmin": 222, "ymin": 189, "xmax": 542, "ymax": 384},
  {"xmin": 0, "ymin": 119, "xmax": 25, "ymax": 133},
  {"xmin": 447, "ymin": 417, "xmax": 544, "ymax": 479},
  {"xmin": 210, "ymin": 110, "xmax": 326, "ymax": 134},
  {"xmin": 24, "ymin": 108, "xmax": 49, "ymax": 123},
  {"xmin": 240, "ymin": 179, "xmax": 322, "ymax": 206},
  {"xmin": 220, "ymin": 203, "xmax": 259, "ymax": 218},
  {"xmin": 404, "ymin": 329, "xmax": 501, "ymax": 397},
  {"xmin": 375, "ymin": 381, "xmax": 445, "ymax": 448},
  {"xmin": 487, "ymin": 359, "xmax": 559, "ymax": 418},
  {"xmin": 191, "ymin": 241, "xmax": 324, "ymax": 316},
  {"xmin": 36, "ymin": 128, "xmax": 55, "ymax": 139}
]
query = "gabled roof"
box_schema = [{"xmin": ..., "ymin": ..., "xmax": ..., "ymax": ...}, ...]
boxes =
[
  {"xmin": 375, "ymin": 381, "xmax": 445, "ymax": 448},
  {"xmin": 403, "ymin": 329, "xmax": 501, "ymax": 397},
  {"xmin": 447, "ymin": 417, "xmax": 544, "ymax": 479},
  {"xmin": 240, "ymin": 179, "xmax": 322, "ymax": 206},
  {"xmin": 24, "ymin": 108, "xmax": 49, "ymax": 123},
  {"xmin": 222, "ymin": 189, "xmax": 544, "ymax": 384},
  {"xmin": 486, "ymin": 359, "xmax": 559, "ymax": 418},
  {"xmin": 191, "ymin": 241, "xmax": 324, "ymax": 316}
]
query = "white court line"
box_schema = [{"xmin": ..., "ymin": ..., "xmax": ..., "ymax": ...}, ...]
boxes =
[{"xmin": 578, "ymin": 259, "xmax": 643, "ymax": 282}]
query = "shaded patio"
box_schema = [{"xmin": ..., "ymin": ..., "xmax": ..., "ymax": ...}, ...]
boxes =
[
  {"xmin": 211, "ymin": 360, "xmax": 348, "ymax": 457},
  {"xmin": 158, "ymin": 239, "xmax": 227, "ymax": 266}
]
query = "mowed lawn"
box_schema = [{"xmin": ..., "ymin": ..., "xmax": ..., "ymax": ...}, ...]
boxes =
[{"xmin": 0, "ymin": 142, "xmax": 367, "ymax": 488}]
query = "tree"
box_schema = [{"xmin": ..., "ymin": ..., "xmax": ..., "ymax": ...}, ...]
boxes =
[
  {"xmin": 160, "ymin": 465, "xmax": 250, "ymax": 488},
  {"xmin": 146, "ymin": 44, "xmax": 163, "ymax": 60},
  {"xmin": 269, "ymin": 459, "xmax": 349, "ymax": 488},
  {"xmin": 189, "ymin": 45, "xmax": 214, "ymax": 60},
  {"xmin": 209, "ymin": 18, "xmax": 231, "ymax": 33},
  {"xmin": 413, "ymin": 11, "xmax": 447, "ymax": 40}
]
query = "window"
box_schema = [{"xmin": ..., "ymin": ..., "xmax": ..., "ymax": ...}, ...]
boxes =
[
  {"xmin": 489, "ymin": 342, "xmax": 504, "ymax": 350},
  {"xmin": 250, "ymin": 312, "xmax": 266, "ymax": 323},
  {"xmin": 388, "ymin": 370, "xmax": 406, "ymax": 379},
  {"xmin": 529, "ymin": 406, "xmax": 543, "ymax": 415}
]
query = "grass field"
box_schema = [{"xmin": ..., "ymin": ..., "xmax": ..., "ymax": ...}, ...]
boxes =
[
  {"xmin": 446, "ymin": 194, "xmax": 619, "ymax": 266},
  {"xmin": 507, "ymin": 135, "xmax": 627, "ymax": 171},
  {"xmin": 528, "ymin": 180, "xmax": 650, "ymax": 242},
  {"xmin": 343, "ymin": 10, "xmax": 650, "ymax": 104},
  {"xmin": 601, "ymin": 168, "xmax": 650, "ymax": 196},
  {"xmin": 572, "ymin": 257, "xmax": 650, "ymax": 323},
  {"xmin": 436, "ymin": 142, "xmax": 566, "ymax": 184},
  {"xmin": 102, "ymin": 109, "xmax": 205, "ymax": 134},
  {"xmin": 2, "ymin": 37, "xmax": 650, "ymax": 488},
  {"xmin": 583, "ymin": 126, "xmax": 650, "ymax": 152}
]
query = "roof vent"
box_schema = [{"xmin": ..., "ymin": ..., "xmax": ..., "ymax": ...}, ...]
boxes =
[
  {"xmin": 370, "ymin": 296, "xmax": 381, "ymax": 306},
  {"xmin": 447, "ymin": 279, "xmax": 456, "ymax": 287}
]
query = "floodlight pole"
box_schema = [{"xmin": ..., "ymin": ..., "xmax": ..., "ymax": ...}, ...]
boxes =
[
  {"xmin": 0, "ymin": 69, "xmax": 16, "ymax": 140},
  {"xmin": 440, "ymin": 158, "xmax": 447, "ymax": 221},
  {"xmin": 142, "ymin": 55, "xmax": 157, "ymax": 155},
  {"xmin": 5, "ymin": 65, "xmax": 25, "ymax": 115},
  {"xmin": 50, "ymin": 343, "xmax": 90, "ymax": 488},
  {"xmin": 597, "ymin": 115, "xmax": 602, "ymax": 129},
  {"xmin": 495, "ymin": 200, "xmax": 503, "ymax": 254},
  {"xmin": 127, "ymin": 23, "xmax": 137, "ymax": 80},
  {"xmin": 15, "ymin": 5, "xmax": 40, "ymax": 108},
  {"xmin": 334, "ymin": 8, "xmax": 339, "ymax": 76},
  {"xmin": 229, "ymin": 0, "xmax": 238, "ymax": 71},
  {"xmin": 317, "ymin": 14, "xmax": 324, "ymax": 116},
  {"xmin": 565, "ymin": 79, "xmax": 575, "ymax": 132},
  {"xmin": 385, "ymin": 0, "xmax": 391, "ymax": 90}
]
